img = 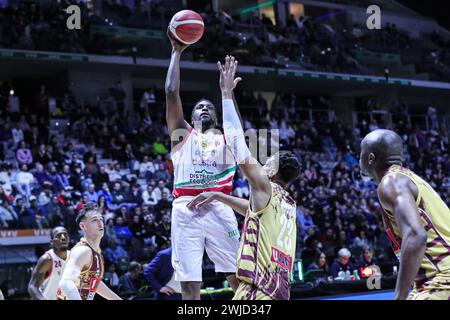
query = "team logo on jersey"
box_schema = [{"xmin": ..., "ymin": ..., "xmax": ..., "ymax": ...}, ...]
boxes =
[
  {"xmin": 200, "ymin": 141, "xmax": 208, "ymax": 150},
  {"xmin": 271, "ymin": 247, "xmax": 292, "ymax": 271}
]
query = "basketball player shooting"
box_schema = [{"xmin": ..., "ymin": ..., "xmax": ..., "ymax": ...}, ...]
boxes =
[
  {"xmin": 360, "ymin": 129, "xmax": 450, "ymax": 300},
  {"xmin": 188, "ymin": 56, "xmax": 301, "ymax": 300},
  {"xmin": 57, "ymin": 204, "xmax": 121, "ymax": 300},
  {"xmin": 165, "ymin": 31, "xmax": 240, "ymax": 299},
  {"xmin": 28, "ymin": 227, "xmax": 70, "ymax": 300}
]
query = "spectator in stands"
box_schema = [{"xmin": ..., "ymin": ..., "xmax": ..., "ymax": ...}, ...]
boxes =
[
  {"xmin": 126, "ymin": 184, "xmax": 143, "ymax": 206},
  {"xmin": 306, "ymin": 252, "xmax": 330, "ymax": 275},
  {"xmin": 16, "ymin": 164, "xmax": 35, "ymax": 199},
  {"xmin": 297, "ymin": 207, "xmax": 315, "ymax": 236},
  {"xmin": 152, "ymin": 137, "xmax": 168, "ymax": 155},
  {"xmin": 142, "ymin": 184, "xmax": 157, "ymax": 207},
  {"xmin": 11, "ymin": 125, "xmax": 24, "ymax": 150},
  {"xmin": 330, "ymin": 248, "xmax": 355, "ymax": 279},
  {"xmin": 93, "ymin": 165, "xmax": 110, "ymax": 186},
  {"xmin": 33, "ymin": 163, "xmax": 50, "ymax": 186},
  {"xmin": 151, "ymin": 180, "xmax": 171, "ymax": 202},
  {"xmin": 56, "ymin": 164, "xmax": 72, "ymax": 191},
  {"xmin": 106, "ymin": 162, "xmax": 123, "ymax": 182},
  {"xmin": 76, "ymin": 194, "xmax": 89, "ymax": 211},
  {"xmin": 114, "ymin": 216, "xmax": 133, "ymax": 244},
  {"xmin": 0, "ymin": 162, "xmax": 13, "ymax": 195},
  {"xmin": 104, "ymin": 241, "xmax": 129, "ymax": 265},
  {"xmin": 43, "ymin": 195, "xmax": 63, "ymax": 227},
  {"xmin": 97, "ymin": 195, "xmax": 109, "ymax": 216},
  {"xmin": 111, "ymin": 181, "xmax": 126, "ymax": 206},
  {"xmin": 139, "ymin": 155, "xmax": 155, "ymax": 179},
  {"xmin": 144, "ymin": 247, "xmax": 181, "ymax": 300},
  {"xmin": 154, "ymin": 191, "xmax": 172, "ymax": 215},
  {"xmin": 301, "ymin": 235, "xmax": 321, "ymax": 269},
  {"xmin": 105, "ymin": 218, "xmax": 121, "ymax": 246},
  {"xmin": 21, "ymin": 196, "xmax": 45, "ymax": 229},
  {"xmin": 71, "ymin": 153, "xmax": 85, "ymax": 170},
  {"xmin": 34, "ymin": 144, "xmax": 52, "ymax": 166},
  {"xmin": 98, "ymin": 182, "xmax": 114, "ymax": 207},
  {"xmin": 46, "ymin": 165, "xmax": 59, "ymax": 192},
  {"xmin": 118, "ymin": 261, "xmax": 144, "ymax": 299},
  {"xmin": 16, "ymin": 141, "xmax": 33, "ymax": 165},
  {"xmin": 0, "ymin": 198, "xmax": 19, "ymax": 229},
  {"xmin": 104, "ymin": 263, "xmax": 120, "ymax": 291},
  {"xmin": 0, "ymin": 185, "xmax": 13, "ymax": 204},
  {"xmin": 83, "ymin": 183, "xmax": 98, "ymax": 203},
  {"xmin": 356, "ymin": 247, "xmax": 380, "ymax": 278},
  {"xmin": 38, "ymin": 181, "xmax": 53, "ymax": 206}
]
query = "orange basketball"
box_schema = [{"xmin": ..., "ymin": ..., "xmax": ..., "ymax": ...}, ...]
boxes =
[{"xmin": 168, "ymin": 10, "xmax": 205, "ymax": 45}]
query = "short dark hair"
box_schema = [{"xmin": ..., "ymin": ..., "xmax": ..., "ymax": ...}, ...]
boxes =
[
  {"xmin": 277, "ymin": 151, "xmax": 301, "ymax": 185},
  {"xmin": 76, "ymin": 203, "xmax": 100, "ymax": 225},
  {"xmin": 128, "ymin": 261, "xmax": 141, "ymax": 272}
]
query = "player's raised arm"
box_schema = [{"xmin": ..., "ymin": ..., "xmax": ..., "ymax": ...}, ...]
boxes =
[
  {"xmin": 165, "ymin": 29, "xmax": 190, "ymax": 141},
  {"xmin": 218, "ymin": 56, "xmax": 272, "ymax": 212},
  {"xmin": 59, "ymin": 245, "xmax": 91, "ymax": 300},
  {"xmin": 27, "ymin": 254, "xmax": 52, "ymax": 300},
  {"xmin": 378, "ymin": 174, "xmax": 427, "ymax": 300},
  {"xmin": 187, "ymin": 191, "xmax": 249, "ymax": 216}
]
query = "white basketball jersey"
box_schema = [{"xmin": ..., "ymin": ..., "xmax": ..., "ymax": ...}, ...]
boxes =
[
  {"xmin": 171, "ymin": 127, "xmax": 236, "ymax": 198},
  {"xmin": 40, "ymin": 249, "xmax": 69, "ymax": 300}
]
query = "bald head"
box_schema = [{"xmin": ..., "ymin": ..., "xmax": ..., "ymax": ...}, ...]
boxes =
[{"xmin": 359, "ymin": 129, "xmax": 403, "ymax": 181}]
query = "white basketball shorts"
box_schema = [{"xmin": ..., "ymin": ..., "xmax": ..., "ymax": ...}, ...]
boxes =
[{"xmin": 171, "ymin": 196, "xmax": 240, "ymax": 282}]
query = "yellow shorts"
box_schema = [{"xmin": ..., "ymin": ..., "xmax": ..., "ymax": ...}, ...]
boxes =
[
  {"xmin": 232, "ymin": 282, "xmax": 273, "ymax": 300},
  {"xmin": 408, "ymin": 273, "xmax": 450, "ymax": 300}
]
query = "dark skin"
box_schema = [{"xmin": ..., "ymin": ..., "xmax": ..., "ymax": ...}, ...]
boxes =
[
  {"xmin": 165, "ymin": 32, "xmax": 238, "ymax": 300},
  {"xmin": 28, "ymin": 227, "xmax": 69, "ymax": 300},
  {"xmin": 360, "ymin": 129, "xmax": 427, "ymax": 300},
  {"xmin": 165, "ymin": 29, "xmax": 219, "ymax": 150}
]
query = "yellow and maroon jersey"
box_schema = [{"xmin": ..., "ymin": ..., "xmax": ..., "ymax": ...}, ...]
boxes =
[
  {"xmin": 380, "ymin": 165, "xmax": 450, "ymax": 289},
  {"xmin": 57, "ymin": 238, "xmax": 104, "ymax": 300},
  {"xmin": 236, "ymin": 182, "xmax": 297, "ymax": 300}
]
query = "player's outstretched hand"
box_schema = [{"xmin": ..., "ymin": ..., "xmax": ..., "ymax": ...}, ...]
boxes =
[
  {"xmin": 218, "ymin": 55, "xmax": 242, "ymax": 93},
  {"xmin": 187, "ymin": 192, "xmax": 219, "ymax": 209},
  {"xmin": 167, "ymin": 27, "xmax": 189, "ymax": 53}
]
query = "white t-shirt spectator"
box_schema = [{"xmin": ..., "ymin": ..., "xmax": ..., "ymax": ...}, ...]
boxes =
[
  {"xmin": 16, "ymin": 171, "xmax": 35, "ymax": 186},
  {"xmin": 0, "ymin": 172, "xmax": 13, "ymax": 195},
  {"xmin": 151, "ymin": 187, "xmax": 172, "ymax": 202},
  {"xmin": 38, "ymin": 191, "xmax": 51, "ymax": 206},
  {"xmin": 106, "ymin": 167, "xmax": 122, "ymax": 182},
  {"xmin": 142, "ymin": 190, "xmax": 158, "ymax": 206},
  {"xmin": 139, "ymin": 161, "xmax": 156, "ymax": 176}
]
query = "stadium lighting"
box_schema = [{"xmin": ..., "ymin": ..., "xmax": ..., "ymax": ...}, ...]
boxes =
[{"xmin": 239, "ymin": 0, "xmax": 276, "ymax": 15}]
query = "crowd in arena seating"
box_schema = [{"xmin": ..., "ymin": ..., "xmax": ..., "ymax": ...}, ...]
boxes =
[
  {"xmin": 1, "ymin": 79, "xmax": 449, "ymax": 288},
  {"xmin": 1, "ymin": 0, "xmax": 450, "ymax": 81}
]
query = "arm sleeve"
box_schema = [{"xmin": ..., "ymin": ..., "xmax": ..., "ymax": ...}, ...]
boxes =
[
  {"xmin": 59, "ymin": 264, "xmax": 82, "ymax": 300},
  {"xmin": 222, "ymin": 99, "xmax": 251, "ymax": 164}
]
